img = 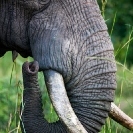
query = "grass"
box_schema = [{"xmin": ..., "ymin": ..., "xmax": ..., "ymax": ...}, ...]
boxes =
[
  {"xmin": 100, "ymin": 65, "xmax": 133, "ymax": 133},
  {"xmin": 0, "ymin": 52, "xmax": 58, "ymax": 133},
  {"xmin": 100, "ymin": 1, "xmax": 133, "ymax": 132}
]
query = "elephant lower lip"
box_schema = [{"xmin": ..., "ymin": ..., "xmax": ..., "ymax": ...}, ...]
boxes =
[{"xmin": 43, "ymin": 70, "xmax": 88, "ymax": 133}]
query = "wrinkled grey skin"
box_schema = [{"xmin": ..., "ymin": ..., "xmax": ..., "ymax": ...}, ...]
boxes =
[{"xmin": 0, "ymin": 0, "xmax": 117, "ymax": 132}]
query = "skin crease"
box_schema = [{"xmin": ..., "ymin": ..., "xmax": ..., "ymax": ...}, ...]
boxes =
[{"xmin": 0, "ymin": 0, "xmax": 117, "ymax": 132}]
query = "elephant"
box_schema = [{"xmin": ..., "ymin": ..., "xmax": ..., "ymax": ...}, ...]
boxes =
[{"xmin": 0, "ymin": 0, "xmax": 117, "ymax": 132}]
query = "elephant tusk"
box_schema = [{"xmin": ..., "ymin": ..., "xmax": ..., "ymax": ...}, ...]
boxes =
[
  {"xmin": 109, "ymin": 102, "xmax": 133, "ymax": 130},
  {"xmin": 44, "ymin": 70, "xmax": 88, "ymax": 133}
]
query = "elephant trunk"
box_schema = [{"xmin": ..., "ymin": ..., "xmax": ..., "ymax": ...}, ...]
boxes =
[{"xmin": 20, "ymin": 61, "xmax": 68, "ymax": 133}]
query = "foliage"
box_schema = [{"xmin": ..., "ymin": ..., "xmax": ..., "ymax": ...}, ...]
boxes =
[
  {"xmin": 98, "ymin": 0, "xmax": 133, "ymax": 68},
  {"xmin": 98, "ymin": 0, "xmax": 133, "ymax": 132}
]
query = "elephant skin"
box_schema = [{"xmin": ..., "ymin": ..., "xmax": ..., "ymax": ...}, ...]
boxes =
[{"xmin": 0, "ymin": 0, "xmax": 117, "ymax": 132}]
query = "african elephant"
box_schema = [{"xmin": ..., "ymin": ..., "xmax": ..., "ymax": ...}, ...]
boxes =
[{"xmin": 0, "ymin": 0, "xmax": 117, "ymax": 132}]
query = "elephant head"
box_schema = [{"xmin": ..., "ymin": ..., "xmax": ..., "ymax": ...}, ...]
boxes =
[
  {"xmin": 20, "ymin": 0, "xmax": 117, "ymax": 132},
  {"xmin": 0, "ymin": 0, "xmax": 117, "ymax": 132}
]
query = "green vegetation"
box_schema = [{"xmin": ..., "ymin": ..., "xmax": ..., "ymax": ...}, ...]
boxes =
[
  {"xmin": 98, "ymin": 0, "xmax": 133, "ymax": 132},
  {"xmin": 0, "ymin": 0, "xmax": 133, "ymax": 133},
  {"xmin": 98, "ymin": 0, "xmax": 133, "ymax": 68}
]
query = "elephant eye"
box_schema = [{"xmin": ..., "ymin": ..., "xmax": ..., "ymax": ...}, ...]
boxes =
[
  {"xmin": 39, "ymin": 0, "xmax": 51, "ymax": 5},
  {"xmin": 19, "ymin": 0, "xmax": 51, "ymax": 11}
]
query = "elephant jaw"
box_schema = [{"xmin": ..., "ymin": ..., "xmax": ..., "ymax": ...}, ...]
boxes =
[
  {"xmin": 43, "ymin": 70, "xmax": 88, "ymax": 133},
  {"xmin": 43, "ymin": 70, "xmax": 133, "ymax": 132}
]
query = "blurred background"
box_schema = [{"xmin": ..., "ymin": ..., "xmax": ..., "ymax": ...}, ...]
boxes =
[{"xmin": 0, "ymin": 0, "xmax": 133, "ymax": 133}]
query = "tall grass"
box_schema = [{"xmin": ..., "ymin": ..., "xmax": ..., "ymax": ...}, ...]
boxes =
[
  {"xmin": 0, "ymin": 52, "xmax": 59, "ymax": 133},
  {"xmin": 99, "ymin": 1, "xmax": 133, "ymax": 133}
]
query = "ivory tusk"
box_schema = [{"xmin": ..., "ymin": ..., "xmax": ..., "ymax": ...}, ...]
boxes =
[
  {"xmin": 109, "ymin": 102, "xmax": 133, "ymax": 130},
  {"xmin": 44, "ymin": 70, "xmax": 88, "ymax": 133}
]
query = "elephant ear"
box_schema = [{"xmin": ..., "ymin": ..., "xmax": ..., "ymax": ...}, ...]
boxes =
[{"xmin": 19, "ymin": 0, "xmax": 51, "ymax": 12}]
